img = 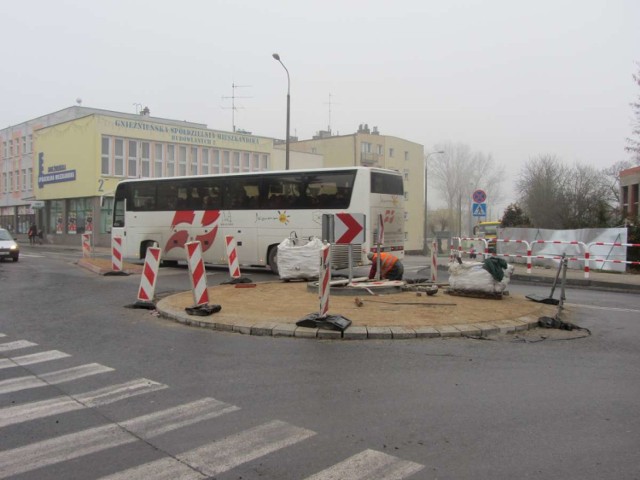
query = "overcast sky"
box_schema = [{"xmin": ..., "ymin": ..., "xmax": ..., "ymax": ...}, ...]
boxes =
[{"xmin": 2, "ymin": 0, "xmax": 638, "ymax": 209}]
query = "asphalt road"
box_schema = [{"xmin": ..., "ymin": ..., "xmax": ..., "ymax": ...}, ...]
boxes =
[{"xmin": 0, "ymin": 250, "xmax": 639, "ymax": 479}]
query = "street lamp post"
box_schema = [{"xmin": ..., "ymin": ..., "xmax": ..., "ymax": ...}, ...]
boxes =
[
  {"xmin": 423, "ymin": 150, "xmax": 445, "ymax": 254},
  {"xmin": 272, "ymin": 53, "xmax": 290, "ymax": 170}
]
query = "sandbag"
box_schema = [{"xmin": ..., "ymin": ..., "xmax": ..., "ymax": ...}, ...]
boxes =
[
  {"xmin": 448, "ymin": 260, "xmax": 514, "ymax": 294},
  {"xmin": 277, "ymin": 237, "xmax": 324, "ymax": 280}
]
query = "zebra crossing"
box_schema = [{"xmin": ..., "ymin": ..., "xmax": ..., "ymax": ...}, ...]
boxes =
[{"xmin": 0, "ymin": 335, "xmax": 424, "ymax": 479}]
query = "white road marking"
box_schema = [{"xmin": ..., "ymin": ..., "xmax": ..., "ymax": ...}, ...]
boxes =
[
  {"xmin": 0, "ymin": 397, "xmax": 239, "ymax": 478},
  {"xmin": 0, "ymin": 379, "xmax": 167, "ymax": 428},
  {"xmin": 19, "ymin": 254, "xmax": 46, "ymax": 258},
  {"xmin": 0, "ymin": 363, "xmax": 113, "ymax": 395},
  {"xmin": 0, "ymin": 334, "xmax": 5, "ymax": 337},
  {"xmin": 99, "ymin": 420, "xmax": 316, "ymax": 480},
  {"xmin": 304, "ymin": 449, "xmax": 424, "ymax": 480},
  {"xmin": 98, "ymin": 457, "xmax": 207, "ymax": 480},
  {"xmin": 121, "ymin": 397, "xmax": 239, "ymax": 438},
  {"xmin": 0, "ymin": 340, "xmax": 38, "ymax": 352},
  {"xmin": 0, "ymin": 350, "xmax": 70, "ymax": 370},
  {"xmin": 565, "ymin": 303, "xmax": 640, "ymax": 314}
]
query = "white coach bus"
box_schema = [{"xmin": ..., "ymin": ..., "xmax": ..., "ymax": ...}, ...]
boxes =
[{"xmin": 111, "ymin": 167, "xmax": 404, "ymax": 273}]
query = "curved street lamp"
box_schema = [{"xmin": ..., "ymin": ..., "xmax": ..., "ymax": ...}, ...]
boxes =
[
  {"xmin": 272, "ymin": 53, "xmax": 290, "ymax": 170},
  {"xmin": 423, "ymin": 150, "xmax": 445, "ymax": 254}
]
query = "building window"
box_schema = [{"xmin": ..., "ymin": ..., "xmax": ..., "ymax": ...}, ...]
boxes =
[
  {"xmin": 114, "ymin": 139, "xmax": 124, "ymax": 176},
  {"xmin": 101, "ymin": 136, "xmax": 110, "ymax": 175},
  {"xmin": 2, "ymin": 141, "xmax": 6, "ymax": 158},
  {"xmin": 212, "ymin": 150, "xmax": 220, "ymax": 174},
  {"xmin": 167, "ymin": 144, "xmax": 175, "ymax": 176},
  {"xmin": 190, "ymin": 147, "xmax": 198, "ymax": 175},
  {"xmin": 68, "ymin": 197, "xmax": 93, "ymax": 234},
  {"xmin": 141, "ymin": 142, "xmax": 150, "ymax": 177},
  {"xmin": 201, "ymin": 148, "xmax": 209, "ymax": 175},
  {"xmin": 260, "ymin": 154, "xmax": 269, "ymax": 170},
  {"xmin": 404, "ymin": 151, "xmax": 409, "ymax": 161},
  {"xmin": 9, "ymin": 172, "xmax": 13, "ymax": 192},
  {"xmin": 223, "ymin": 151, "xmax": 230, "ymax": 173},
  {"xmin": 9, "ymin": 140, "xmax": 13, "ymax": 157},
  {"xmin": 28, "ymin": 135, "xmax": 32, "ymax": 153},
  {"xmin": 50, "ymin": 200, "xmax": 64, "ymax": 234},
  {"xmin": 154, "ymin": 144, "xmax": 163, "ymax": 177},
  {"xmin": 232, "ymin": 151, "xmax": 241, "ymax": 172},
  {"xmin": 403, "ymin": 169, "xmax": 409, "ymax": 181},
  {"xmin": 404, "ymin": 191, "xmax": 409, "ymax": 201},
  {"xmin": 2, "ymin": 173, "xmax": 6, "ymax": 193},
  {"xmin": 251, "ymin": 153, "xmax": 260, "ymax": 171},
  {"xmin": 389, "ymin": 147, "xmax": 394, "ymax": 157},
  {"xmin": 377, "ymin": 144, "xmax": 383, "ymax": 155},
  {"xmin": 242, "ymin": 152, "xmax": 250, "ymax": 172},
  {"xmin": 21, "ymin": 169, "xmax": 26, "ymax": 191},
  {"xmin": 27, "ymin": 168, "xmax": 32, "ymax": 190},
  {"xmin": 179, "ymin": 146, "xmax": 187, "ymax": 176},
  {"xmin": 128, "ymin": 140, "xmax": 138, "ymax": 177}
]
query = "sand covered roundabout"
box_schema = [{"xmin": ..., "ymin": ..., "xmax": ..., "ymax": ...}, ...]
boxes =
[{"xmin": 156, "ymin": 281, "xmax": 556, "ymax": 333}]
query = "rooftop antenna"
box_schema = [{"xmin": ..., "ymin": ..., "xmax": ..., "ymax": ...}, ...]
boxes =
[
  {"xmin": 323, "ymin": 93, "xmax": 338, "ymax": 133},
  {"xmin": 222, "ymin": 82, "xmax": 252, "ymax": 132}
]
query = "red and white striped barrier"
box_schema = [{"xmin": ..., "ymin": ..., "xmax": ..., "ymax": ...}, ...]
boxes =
[
  {"xmin": 225, "ymin": 235, "xmax": 241, "ymax": 279},
  {"xmin": 82, "ymin": 233, "xmax": 92, "ymax": 258},
  {"xmin": 319, "ymin": 243, "xmax": 331, "ymax": 318},
  {"xmin": 137, "ymin": 247, "xmax": 161, "ymax": 303},
  {"xmin": 431, "ymin": 238, "xmax": 438, "ymax": 283},
  {"xmin": 585, "ymin": 242, "xmax": 640, "ymax": 278},
  {"xmin": 185, "ymin": 241, "xmax": 209, "ymax": 307},
  {"xmin": 495, "ymin": 239, "xmax": 533, "ymax": 274},
  {"xmin": 451, "ymin": 237, "xmax": 489, "ymax": 261},
  {"xmin": 111, "ymin": 236, "xmax": 123, "ymax": 272}
]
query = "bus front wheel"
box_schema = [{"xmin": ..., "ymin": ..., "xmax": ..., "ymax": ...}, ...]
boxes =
[{"xmin": 268, "ymin": 246, "xmax": 279, "ymax": 275}]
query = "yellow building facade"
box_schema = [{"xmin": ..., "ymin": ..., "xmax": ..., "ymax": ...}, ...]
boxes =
[
  {"xmin": 33, "ymin": 112, "xmax": 277, "ymax": 246},
  {"xmin": 289, "ymin": 125, "xmax": 425, "ymax": 252}
]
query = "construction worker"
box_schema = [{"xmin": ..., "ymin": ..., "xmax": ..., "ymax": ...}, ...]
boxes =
[{"xmin": 367, "ymin": 251, "xmax": 404, "ymax": 281}]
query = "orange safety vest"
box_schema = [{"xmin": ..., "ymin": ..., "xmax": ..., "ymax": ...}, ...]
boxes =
[{"xmin": 372, "ymin": 252, "xmax": 398, "ymax": 277}]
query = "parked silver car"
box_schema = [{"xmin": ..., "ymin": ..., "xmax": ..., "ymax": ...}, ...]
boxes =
[{"xmin": 0, "ymin": 228, "xmax": 19, "ymax": 262}]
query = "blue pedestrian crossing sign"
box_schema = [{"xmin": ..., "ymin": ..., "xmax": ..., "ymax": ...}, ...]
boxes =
[{"xmin": 472, "ymin": 202, "xmax": 487, "ymax": 217}]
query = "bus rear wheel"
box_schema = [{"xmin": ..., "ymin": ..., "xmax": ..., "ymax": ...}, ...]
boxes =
[{"xmin": 268, "ymin": 246, "xmax": 279, "ymax": 275}]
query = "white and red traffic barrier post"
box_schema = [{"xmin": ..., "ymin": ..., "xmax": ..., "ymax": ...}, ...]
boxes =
[
  {"xmin": 586, "ymin": 242, "xmax": 640, "ymax": 276},
  {"xmin": 530, "ymin": 240, "xmax": 587, "ymax": 276},
  {"xmin": 186, "ymin": 241, "xmax": 209, "ymax": 307},
  {"xmin": 225, "ymin": 235, "xmax": 241, "ymax": 279},
  {"xmin": 135, "ymin": 246, "xmax": 161, "ymax": 308},
  {"xmin": 81, "ymin": 233, "xmax": 92, "ymax": 257},
  {"xmin": 319, "ymin": 243, "xmax": 331, "ymax": 318},
  {"xmin": 431, "ymin": 238, "xmax": 438, "ymax": 283},
  {"xmin": 111, "ymin": 236, "xmax": 123, "ymax": 272}
]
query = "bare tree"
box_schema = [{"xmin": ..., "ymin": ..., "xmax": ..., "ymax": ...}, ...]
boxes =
[
  {"xmin": 427, "ymin": 141, "xmax": 505, "ymax": 235},
  {"xmin": 626, "ymin": 63, "xmax": 640, "ymax": 163},
  {"xmin": 518, "ymin": 155, "xmax": 617, "ymax": 229},
  {"xmin": 517, "ymin": 155, "xmax": 567, "ymax": 229}
]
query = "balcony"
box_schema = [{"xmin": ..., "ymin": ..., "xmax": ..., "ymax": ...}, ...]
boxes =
[{"xmin": 360, "ymin": 152, "xmax": 381, "ymax": 167}]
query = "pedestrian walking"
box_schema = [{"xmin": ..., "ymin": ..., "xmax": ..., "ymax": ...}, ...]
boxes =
[{"xmin": 27, "ymin": 224, "xmax": 38, "ymax": 245}]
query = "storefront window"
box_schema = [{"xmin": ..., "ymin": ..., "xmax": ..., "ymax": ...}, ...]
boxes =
[
  {"xmin": 100, "ymin": 197, "xmax": 114, "ymax": 234},
  {"xmin": 68, "ymin": 198, "xmax": 93, "ymax": 234},
  {"xmin": 17, "ymin": 205, "xmax": 34, "ymax": 235},
  {"xmin": 50, "ymin": 200, "xmax": 64, "ymax": 234}
]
